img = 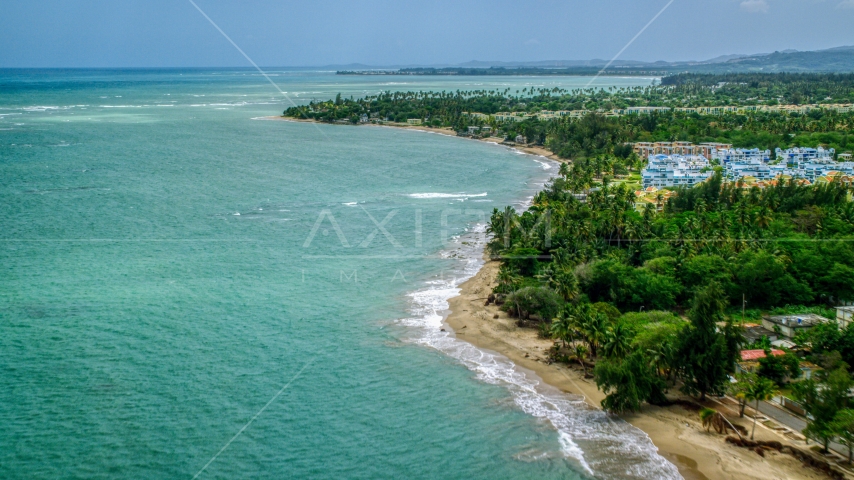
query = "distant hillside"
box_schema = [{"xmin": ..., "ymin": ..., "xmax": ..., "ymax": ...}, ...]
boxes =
[
  {"xmin": 337, "ymin": 46, "xmax": 854, "ymax": 76},
  {"xmin": 710, "ymin": 47, "xmax": 854, "ymax": 73}
]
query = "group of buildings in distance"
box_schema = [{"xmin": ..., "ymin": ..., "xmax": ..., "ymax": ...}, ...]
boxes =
[{"xmin": 636, "ymin": 141, "xmax": 854, "ymax": 189}]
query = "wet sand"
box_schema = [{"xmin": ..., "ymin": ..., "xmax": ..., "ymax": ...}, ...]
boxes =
[{"xmin": 446, "ymin": 258, "xmax": 829, "ymax": 480}]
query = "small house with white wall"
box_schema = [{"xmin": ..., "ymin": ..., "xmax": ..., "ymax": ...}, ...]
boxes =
[{"xmin": 761, "ymin": 313, "xmax": 831, "ymax": 339}]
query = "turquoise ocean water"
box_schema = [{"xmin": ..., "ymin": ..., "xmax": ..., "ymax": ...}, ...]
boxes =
[{"xmin": 0, "ymin": 69, "xmax": 680, "ymax": 479}]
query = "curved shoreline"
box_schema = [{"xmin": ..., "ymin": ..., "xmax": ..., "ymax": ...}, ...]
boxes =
[
  {"xmin": 258, "ymin": 116, "xmax": 564, "ymax": 163},
  {"xmin": 445, "ymin": 258, "xmax": 830, "ymax": 480},
  {"xmin": 265, "ymin": 114, "xmax": 828, "ymax": 480}
]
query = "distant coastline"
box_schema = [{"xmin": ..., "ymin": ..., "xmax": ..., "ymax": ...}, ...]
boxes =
[
  {"xmin": 336, "ymin": 67, "xmax": 666, "ymax": 77},
  {"xmin": 263, "ymin": 115, "xmax": 565, "ymax": 163},
  {"xmin": 335, "ymin": 46, "xmax": 854, "ymax": 75}
]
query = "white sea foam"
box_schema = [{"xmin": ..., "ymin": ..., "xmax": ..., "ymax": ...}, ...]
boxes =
[
  {"xmin": 399, "ymin": 151, "xmax": 682, "ymax": 479},
  {"xmin": 407, "ymin": 192, "xmax": 487, "ymax": 199},
  {"xmin": 397, "ymin": 223, "xmax": 682, "ymax": 479},
  {"xmin": 532, "ymin": 158, "xmax": 553, "ymax": 170},
  {"xmin": 22, "ymin": 106, "xmax": 66, "ymax": 112}
]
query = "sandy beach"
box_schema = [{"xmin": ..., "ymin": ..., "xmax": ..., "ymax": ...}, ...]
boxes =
[
  {"xmin": 446, "ymin": 258, "xmax": 833, "ymax": 480},
  {"xmin": 270, "ymin": 114, "xmax": 837, "ymax": 478}
]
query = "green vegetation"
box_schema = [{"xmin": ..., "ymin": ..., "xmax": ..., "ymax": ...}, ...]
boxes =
[
  {"xmin": 487, "ymin": 164, "xmax": 854, "ymax": 412},
  {"xmin": 286, "ymin": 74, "xmax": 854, "ymax": 421},
  {"xmin": 796, "ymin": 322, "xmax": 854, "ymax": 371},
  {"xmin": 285, "ymin": 73, "xmax": 854, "ymax": 157},
  {"xmin": 469, "ymin": 81, "xmax": 854, "ymax": 411},
  {"xmin": 832, "ymin": 409, "xmax": 854, "ymax": 464},
  {"xmin": 793, "ymin": 368, "xmax": 853, "ymax": 453}
]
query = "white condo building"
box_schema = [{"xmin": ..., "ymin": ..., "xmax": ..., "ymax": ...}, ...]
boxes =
[
  {"xmin": 638, "ymin": 143, "xmax": 854, "ymax": 188},
  {"xmin": 641, "ymin": 154, "xmax": 713, "ymax": 188}
]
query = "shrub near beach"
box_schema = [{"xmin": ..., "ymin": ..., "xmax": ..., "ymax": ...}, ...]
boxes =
[{"xmin": 485, "ymin": 163, "xmax": 854, "ymax": 415}]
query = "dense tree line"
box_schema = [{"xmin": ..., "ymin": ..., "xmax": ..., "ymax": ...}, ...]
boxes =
[
  {"xmin": 542, "ymin": 109, "xmax": 853, "ymax": 159},
  {"xmin": 485, "ymin": 162, "xmax": 854, "ymax": 413},
  {"xmin": 286, "ymin": 74, "xmax": 854, "ymax": 449},
  {"xmin": 660, "ymin": 73, "xmax": 854, "ymax": 105},
  {"xmin": 284, "ymin": 74, "xmax": 854, "ymax": 157}
]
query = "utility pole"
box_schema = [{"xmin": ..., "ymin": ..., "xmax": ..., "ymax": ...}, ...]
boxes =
[{"xmin": 742, "ymin": 294, "xmax": 746, "ymax": 326}]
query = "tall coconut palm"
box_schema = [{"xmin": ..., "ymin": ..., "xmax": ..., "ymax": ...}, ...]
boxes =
[
  {"xmin": 551, "ymin": 269, "xmax": 578, "ymax": 302},
  {"xmin": 756, "ymin": 206, "xmax": 773, "ymax": 229},
  {"xmin": 603, "ymin": 324, "xmax": 631, "ymax": 360},
  {"xmin": 573, "ymin": 344, "xmax": 589, "ymax": 376},
  {"xmin": 580, "ymin": 312, "xmax": 606, "ymax": 358},
  {"xmin": 550, "ymin": 312, "xmax": 573, "ymax": 348},
  {"xmin": 746, "ymin": 378, "xmax": 778, "ymax": 440},
  {"xmin": 496, "ymin": 269, "xmax": 520, "ymax": 293}
]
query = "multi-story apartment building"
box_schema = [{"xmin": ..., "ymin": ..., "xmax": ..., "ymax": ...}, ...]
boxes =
[
  {"xmin": 712, "ymin": 148, "xmax": 771, "ymax": 165},
  {"xmin": 641, "ymin": 154, "xmax": 713, "ymax": 188},
  {"xmin": 776, "ymin": 147, "xmax": 836, "ymax": 168},
  {"xmin": 631, "ymin": 141, "xmax": 733, "ymax": 159}
]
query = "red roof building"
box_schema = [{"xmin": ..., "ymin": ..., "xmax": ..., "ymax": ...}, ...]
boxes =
[{"xmin": 740, "ymin": 349, "xmax": 785, "ymax": 361}]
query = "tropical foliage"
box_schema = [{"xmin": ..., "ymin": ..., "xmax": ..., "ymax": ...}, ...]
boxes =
[{"xmin": 285, "ymin": 73, "xmax": 854, "ymax": 157}]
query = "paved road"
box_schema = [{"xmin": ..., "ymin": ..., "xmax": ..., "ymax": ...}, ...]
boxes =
[{"xmin": 756, "ymin": 400, "xmax": 848, "ymax": 456}]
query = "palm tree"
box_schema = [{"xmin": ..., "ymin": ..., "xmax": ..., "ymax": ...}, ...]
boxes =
[
  {"xmin": 647, "ymin": 340, "xmax": 677, "ymax": 382},
  {"xmin": 699, "ymin": 408, "xmax": 717, "ymax": 432},
  {"xmin": 550, "ymin": 313, "xmax": 572, "ymax": 348},
  {"xmin": 603, "ymin": 324, "xmax": 631, "ymax": 360},
  {"xmin": 496, "ymin": 269, "xmax": 520, "ymax": 293},
  {"xmin": 756, "ymin": 206, "xmax": 772, "ymax": 229},
  {"xmin": 551, "ymin": 269, "xmax": 578, "ymax": 301},
  {"xmin": 579, "ymin": 312, "xmax": 606, "ymax": 358},
  {"xmin": 746, "ymin": 377, "xmax": 778, "ymax": 440},
  {"xmin": 573, "ymin": 344, "xmax": 589, "ymax": 376}
]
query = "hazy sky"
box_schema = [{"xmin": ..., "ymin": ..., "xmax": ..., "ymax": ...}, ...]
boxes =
[{"xmin": 2, "ymin": 0, "xmax": 854, "ymax": 68}]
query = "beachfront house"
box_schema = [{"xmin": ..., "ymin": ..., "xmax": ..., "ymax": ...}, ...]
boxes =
[
  {"xmin": 467, "ymin": 126, "xmax": 480, "ymax": 134},
  {"xmin": 515, "ymin": 135, "xmax": 526, "ymax": 144},
  {"xmin": 761, "ymin": 313, "xmax": 831, "ymax": 339},
  {"xmin": 406, "ymin": 118, "xmax": 423, "ymax": 125}
]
